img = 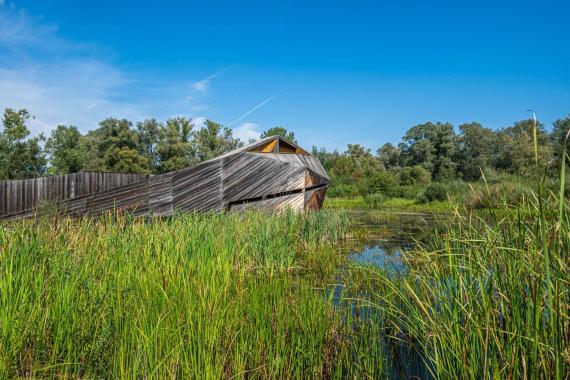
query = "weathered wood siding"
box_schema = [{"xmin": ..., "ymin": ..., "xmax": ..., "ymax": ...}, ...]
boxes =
[
  {"xmin": 0, "ymin": 172, "xmax": 147, "ymax": 218},
  {"xmin": 172, "ymin": 159, "xmax": 223, "ymax": 212},
  {"xmin": 0, "ymin": 137, "xmax": 329, "ymax": 220},
  {"xmin": 261, "ymin": 153, "xmax": 329, "ymax": 180},
  {"xmin": 221, "ymin": 153, "xmax": 306, "ymax": 204}
]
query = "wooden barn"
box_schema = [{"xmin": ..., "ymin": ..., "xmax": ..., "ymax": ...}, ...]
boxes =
[{"xmin": 0, "ymin": 136, "xmax": 329, "ymax": 220}]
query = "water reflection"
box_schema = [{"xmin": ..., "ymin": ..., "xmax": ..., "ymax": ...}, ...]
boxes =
[
  {"xmin": 343, "ymin": 210, "xmax": 437, "ymax": 269},
  {"xmin": 336, "ymin": 210, "xmax": 439, "ymax": 379}
]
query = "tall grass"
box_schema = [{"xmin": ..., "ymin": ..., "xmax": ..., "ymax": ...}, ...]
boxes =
[
  {"xmin": 352, "ymin": 123, "xmax": 570, "ymax": 378},
  {"xmin": 0, "ymin": 210, "xmax": 389, "ymax": 378}
]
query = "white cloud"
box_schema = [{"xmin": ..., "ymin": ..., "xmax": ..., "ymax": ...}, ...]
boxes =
[
  {"xmin": 0, "ymin": 61, "xmax": 148, "ymax": 134},
  {"xmin": 233, "ymin": 122, "xmax": 261, "ymax": 142},
  {"xmin": 190, "ymin": 65, "xmax": 234, "ymax": 93},
  {"xmin": 0, "ymin": 6, "xmax": 149, "ymax": 134},
  {"xmin": 0, "ymin": 5, "xmax": 230, "ymax": 135},
  {"xmin": 0, "ymin": 8, "xmax": 67, "ymax": 51},
  {"xmin": 191, "ymin": 79, "xmax": 209, "ymax": 92}
]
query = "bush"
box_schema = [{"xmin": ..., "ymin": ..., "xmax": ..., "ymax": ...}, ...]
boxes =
[
  {"xmin": 441, "ymin": 180, "xmax": 470, "ymax": 200},
  {"xmin": 364, "ymin": 171, "xmax": 398, "ymax": 197},
  {"xmin": 327, "ymin": 183, "xmax": 360, "ymax": 198},
  {"xmin": 399, "ymin": 165, "xmax": 431, "ymax": 186},
  {"xmin": 393, "ymin": 185, "xmax": 424, "ymax": 199},
  {"xmin": 418, "ymin": 182, "xmax": 448, "ymax": 203},
  {"xmin": 363, "ymin": 193, "xmax": 385, "ymax": 208}
]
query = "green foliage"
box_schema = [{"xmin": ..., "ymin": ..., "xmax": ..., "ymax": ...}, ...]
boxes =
[
  {"xmin": 136, "ymin": 118, "xmax": 162, "ymax": 172},
  {"xmin": 362, "ymin": 193, "xmax": 385, "ymax": 208},
  {"xmin": 399, "ymin": 165, "xmax": 431, "ymax": 186},
  {"xmin": 109, "ymin": 146, "xmax": 150, "ymax": 174},
  {"xmin": 0, "ymin": 211, "xmax": 390, "ymax": 378},
  {"xmin": 457, "ymin": 122, "xmax": 498, "ymax": 180},
  {"xmin": 330, "ymin": 145, "xmax": 383, "ymax": 183},
  {"xmin": 0, "ymin": 108, "xmax": 46, "ymax": 179},
  {"xmin": 551, "ymin": 114, "xmax": 570, "ymax": 161},
  {"xmin": 2, "ymin": 105, "xmax": 570, "ymax": 197},
  {"xmin": 260, "ymin": 126, "xmax": 297, "ymax": 144},
  {"xmin": 418, "ymin": 182, "xmax": 448, "ymax": 203},
  {"xmin": 496, "ymin": 119, "xmax": 553, "ymax": 177},
  {"xmin": 465, "ymin": 181, "xmax": 532, "ymax": 209},
  {"xmin": 311, "ymin": 146, "xmax": 339, "ymax": 172},
  {"xmin": 156, "ymin": 117, "xmax": 195, "ymax": 172},
  {"xmin": 364, "ymin": 191, "xmax": 569, "ymax": 378},
  {"xmin": 45, "ymin": 125, "xmax": 86, "ymax": 174},
  {"xmin": 377, "ymin": 143, "xmax": 400, "ymax": 169},
  {"xmin": 364, "ymin": 171, "xmax": 398, "ymax": 197},
  {"xmin": 83, "ymin": 118, "xmax": 149, "ymax": 173},
  {"xmin": 399, "ymin": 122, "xmax": 458, "ymax": 181},
  {"xmin": 194, "ymin": 120, "xmax": 242, "ymax": 161},
  {"xmin": 327, "ymin": 183, "xmax": 359, "ymax": 197}
]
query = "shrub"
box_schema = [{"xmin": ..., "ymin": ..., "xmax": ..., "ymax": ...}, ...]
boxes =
[
  {"xmin": 399, "ymin": 165, "xmax": 431, "ymax": 186},
  {"xmin": 393, "ymin": 185, "xmax": 424, "ymax": 199},
  {"xmin": 327, "ymin": 183, "xmax": 360, "ymax": 198},
  {"xmin": 418, "ymin": 182, "xmax": 448, "ymax": 203},
  {"xmin": 441, "ymin": 180, "xmax": 469, "ymax": 200},
  {"xmin": 363, "ymin": 193, "xmax": 385, "ymax": 208},
  {"xmin": 364, "ymin": 171, "xmax": 398, "ymax": 197}
]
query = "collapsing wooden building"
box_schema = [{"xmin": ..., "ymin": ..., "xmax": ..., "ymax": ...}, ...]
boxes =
[{"xmin": 0, "ymin": 136, "xmax": 329, "ymax": 220}]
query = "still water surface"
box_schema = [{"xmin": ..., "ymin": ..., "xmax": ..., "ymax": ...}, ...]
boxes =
[
  {"xmin": 343, "ymin": 210, "xmax": 437, "ymax": 268},
  {"xmin": 337, "ymin": 210, "xmax": 441, "ymax": 379}
]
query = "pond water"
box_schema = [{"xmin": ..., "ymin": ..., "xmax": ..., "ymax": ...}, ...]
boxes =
[
  {"xmin": 336, "ymin": 210, "xmax": 440, "ymax": 379},
  {"xmin": 343, "ymin": 210, "xmax": 437, "ymax": 268}
]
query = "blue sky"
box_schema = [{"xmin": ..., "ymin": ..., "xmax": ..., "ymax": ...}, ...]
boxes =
[{"xmin": 1, "ymin": 0, "xmax": 569, "ymax": 151}]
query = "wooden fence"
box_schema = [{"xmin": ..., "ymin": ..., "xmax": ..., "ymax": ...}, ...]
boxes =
[{"xmin": 0, "ymin": 172, "xmax": 148, "ymax": 218}]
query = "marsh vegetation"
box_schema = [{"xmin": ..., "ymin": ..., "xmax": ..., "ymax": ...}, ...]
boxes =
[
  {"xmin": 1, "ymin": 108, "xmax": 569, "ymax": 378},
  {"xmin": 1, "ymin": 187, "xmax": 568, "ymax": 378}
]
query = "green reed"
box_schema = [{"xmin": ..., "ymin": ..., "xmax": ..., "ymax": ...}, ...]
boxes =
[
  {"xmin": 0, "ymin": 210, "xmax": 388, "ymax": 378},
  {"xmin": 357, "ymin": 182, "xmax": 569, "ymax": 378}
]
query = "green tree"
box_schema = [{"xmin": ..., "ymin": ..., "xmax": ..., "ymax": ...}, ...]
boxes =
[
  {"xmin": 45, "ymin": 125, "xmax": 86, "ymax": 174},
  {"xmin": 83, "ymin": 118, "xmax": 149, "ymax": 173},
  {"xmin": 457, "ymin": 122, "xmax": 499, "ymax": 180},
  {"xmin": 551, "ymin": 115, "xmax": 570, "ymax": 162},
  {"xmin": 496, "ymin": 119, "xmax": 553, "ymax": 176},
  {"xmin": 365, "ymin": 171, "xmax": 398, "ymax": 196},
  {"xmin": 377, "ymin": 143, "xmax": 400, "ymax": 169},
  {"xmin": 137, "ymin": 119, "xmax": 162, "ymax": 172},
  {"xmin": 399, "ymin": 165, "xmax": 431, "ymax": 185},
  {"xmin": 399, "ymin": 122, "xmax": 458, "ymax": 181},
  {"xmin": 0, "ymin": 108, "xmax": 46, "ymax": 179},
  {"xmin": 111, "ymin": 146, "xmax": 150, "ymax": 174},
  {"xmin": 331, "ymin": 144, "xmax": 383, "ymax": 183},
  {"xmin": 194, "ymin": 120, "xmax": 242, "ymax": 161},
  {"xmin": 260, "ymin": 126, "xmax": 297, "ymax": 144},
  {"xmin": 311, "ymin": 146, "xmax": 340, "ymax": 172},
  {"xmin": 157, "ymin": 117, "xmax": 195, "ymax": 172}
]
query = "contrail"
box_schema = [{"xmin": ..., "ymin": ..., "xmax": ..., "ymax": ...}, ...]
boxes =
[
  {"xmin": 202, "ymin": 65, "xmax": 236, "ymax": 82},
  {"xmin": 226, "ymin": 91, "xmax": 282, "ymax": 127},
  {"xmin": 192, "ymin": 65, "xmax": 237, "ymax": 91}
]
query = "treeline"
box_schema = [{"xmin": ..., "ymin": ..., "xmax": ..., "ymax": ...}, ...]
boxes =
[
  {"xmin": 1, "ymin": 107, "xmax": 569, "ymax": 193},
  {"xmin": 0, "ymin": 108, "xmax": 301, "ymax": 180},
  {"xmin": 311, "ymin": 116, "xmax": 570, "ymax": 198},
  {"xmin": 0, "ymin": 109, "xmax": 242, "ymax": 180}
]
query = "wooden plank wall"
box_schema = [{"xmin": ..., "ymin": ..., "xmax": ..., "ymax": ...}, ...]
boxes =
[
  {"xmin": 0, "ymin": 143, "xmax": 330, "ymax": 220},
  {"xmin": 0, "ymin": 172, "xmax": 148, "ymax": 217}
]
